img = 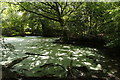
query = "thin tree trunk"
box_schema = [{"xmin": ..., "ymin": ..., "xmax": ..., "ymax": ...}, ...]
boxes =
[{"xmin": 40, "ymin": 19, "xmax": 48, "ymax": 37}]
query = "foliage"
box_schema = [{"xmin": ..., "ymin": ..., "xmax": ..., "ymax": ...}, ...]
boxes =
[
  {"xmin": 1, "ymin": 2, "xmax": 120, "ymax": 47},
  {"xmin": 1, "ymin": 3, "xmax": 26, "ymax": 36},
  {"xmin": 1, "ymin": 2, "xmax": 120, "ymax": 79},
  {"xmin": 103, "ymin": 2, "xmax": 120, "ymax": 48}
]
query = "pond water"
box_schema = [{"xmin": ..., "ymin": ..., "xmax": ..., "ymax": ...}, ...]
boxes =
[{"xmin": 1, "ymin": 37, "xmax": 120, "ymax": 78}]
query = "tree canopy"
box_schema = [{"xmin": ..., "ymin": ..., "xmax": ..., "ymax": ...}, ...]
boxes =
[{"xmin": 1, "ymin": 2, "xmax": 120, "ymax": 48}]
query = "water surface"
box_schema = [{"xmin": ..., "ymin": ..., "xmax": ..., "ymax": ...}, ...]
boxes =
[{"xmin": 1, "ymin": 37, "xmax": 120, "ymax": 77}]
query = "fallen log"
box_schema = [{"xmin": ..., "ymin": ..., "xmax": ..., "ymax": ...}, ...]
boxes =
[{"xmin": 2, "ymin": 56, "xmax": 29, "ymax": 80}]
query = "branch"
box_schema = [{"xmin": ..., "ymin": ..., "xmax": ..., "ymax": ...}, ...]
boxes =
[
  {"xmin": 54, "ymin": 2, "xmax": 61, "ymax": 17},
  {"xmin": 39, "ymin": 63, "xmax": 66, "ymax": 71},
  {"xmin": 6, "ymin": 56, "xmax": 28, "ymax": 68},
  {"xmin": 41, "ymin": 2, "xmax": 56, "ymax": 11},
  {"xmin": 67, "ymin": 3, "xmax": 81, "ymax": 16},
  {"xmin": 31, "ymin": 2, "xmax": 57, "ymax": 16},
  {"xmin": 65, "ymin": 3, "xmax": 82, "ymax": 23},
  {"xmin": 17, "ymin": 3, "xmax": 59, "ymax": 22},
  {"xmin": 61, "ymin": 2, "xmax": 68, "ymax": 16},
  {"xmin": 25, "ymin": 52, "xmax": 47, "ymax": 56}
]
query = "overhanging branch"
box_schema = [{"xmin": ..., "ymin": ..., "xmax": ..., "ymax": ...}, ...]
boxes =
[{"xmin": 17, "ymin": 3, "xmax": 60, "ymax": 22}]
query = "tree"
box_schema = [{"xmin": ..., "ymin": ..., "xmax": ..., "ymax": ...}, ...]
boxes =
[
  {"xmin": 13, "ymin": 2, "xmax": 82, "ymax": 40},
  {"xmin": 1, "ymin": 3, "xmax": 27, "ymax": 36},
  {"xmin": 103, "ymin": 2, "xmax": 120, "ymax": 48}
]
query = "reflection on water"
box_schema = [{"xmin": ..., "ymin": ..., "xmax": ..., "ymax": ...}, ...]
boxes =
[{"xmin": 1, "ymin": 37, "xmax": 120, "ymax": 77}]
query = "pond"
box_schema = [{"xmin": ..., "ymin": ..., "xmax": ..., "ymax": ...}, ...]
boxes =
[{"xmin": 1, "ymin": 36, "xmax": 120, "ymax": 78}]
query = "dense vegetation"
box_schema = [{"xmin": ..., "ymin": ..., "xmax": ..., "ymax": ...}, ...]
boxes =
[
  {"xmin": 1, "ymin": 2, "xmax": 120, "ymax": 80},
  {"xmin": 1, "ymin": 2, "xmax": 120, "ymax": 48}
]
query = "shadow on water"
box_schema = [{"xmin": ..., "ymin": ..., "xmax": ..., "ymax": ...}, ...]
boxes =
[{"xmin": 1, "ymin": 37, "xmax": 120, "ymax": 80}]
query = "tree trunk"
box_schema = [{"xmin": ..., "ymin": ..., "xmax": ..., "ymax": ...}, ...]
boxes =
[
  {"xmin": 59, "ymin": 20, "xmax": 69, "ymax": 42},
  {"xmin": 40, "ymin": 19, "xmax": 48, "ymax": 37}
]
